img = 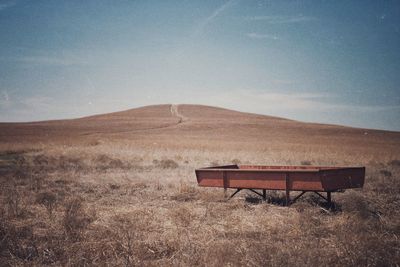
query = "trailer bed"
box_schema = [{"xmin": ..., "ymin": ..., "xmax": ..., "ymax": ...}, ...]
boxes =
[{"xmin": 195, "ymin": 165, "xmax": 365, "ymax": 205}]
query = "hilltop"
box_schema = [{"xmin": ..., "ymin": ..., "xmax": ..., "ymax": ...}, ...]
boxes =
[{"xmin": 1, "ymin": 104, "xmax": 399, "ymax": 164}]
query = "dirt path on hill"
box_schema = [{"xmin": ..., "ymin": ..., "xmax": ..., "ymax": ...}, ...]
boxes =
[
  {"xmin": 170, "ymin": 104, "xmax": 188, "ymax": 124},
  {"xmin": 80, "ymin": 105, "xmax": 187, "ymax": 136}
]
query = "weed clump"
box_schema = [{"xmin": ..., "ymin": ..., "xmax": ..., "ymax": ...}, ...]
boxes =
[
  {"xmin": 36, "ymin": 191, "xmax": 57, "ymax": 216},
  {"xmin": 388, "ymin": 159, "xmax": 400, "ymax": 167},
  {"xmin": 153, "ymin": 159, "xmax": 179, "ymax": 169},
  {"xmin": 95, "ymin": 154, "xmax": 126, "ymax": 170},
  {"xmin": 58, "ymin": 156, "xmax": 86, "ymax": 172},
  {"xmin": 63, "ymin": 197, "xmax": 95, "ymax": 241},
  {"xmin": 109, "ymin": 183, "xmax": 121, "ymax": 190},
  {"xmin": 0, "ymin": 219, "xmax": 38, "ymax": 262},
  {"xmin": 232, "ymin": 158, "xmax": 241, "ymax": 165},
  {"xmin": 4, "ymin": 183, "xmax": 23, "ymax": 218}
]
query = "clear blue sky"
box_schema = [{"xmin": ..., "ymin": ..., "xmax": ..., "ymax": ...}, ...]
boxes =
[{"xmin": 0, "ymin": 0, "xmax": 399, "ymax": 131}]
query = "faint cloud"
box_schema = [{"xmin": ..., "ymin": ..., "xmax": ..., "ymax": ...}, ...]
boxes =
[
  {"xmin": 0, "ymin": 95, "xmax": 63, "ymax": 122},
  {"xmin": 271, "ymin": 79, "xmax": 295, "ymax": 85},
  {"xmin": 246, "ymin": 91, "xmax": 398, "ymax": 112},
  {"xmin": 246, "ymin": 15, "xmax": 316, "ymax": 24},
  {"xmin": 193, "ymin": 0, "xmax": 238, "ymax": 36},
  {"xmin": 250, "ymin": 91, "xmax": 332, "ymax": 111},
  {"xmin": 197, "ymin": 89, "xmax": 398, "ymax": 114},
  {"xmin": 247, "ymin": 32, "xmax": 279, "ymax": 40},
  {"xmin": 1, "ymin": 90, "xmax": 9, "ymax": 102},
  {"xmin": 21, "ymin": 96, "xmax": 55, "ymax": 110},
  {"xmin": 0, "ymin": 0, "xmax": 16, "ymax": 11},
  {"xmin": 14, "ymin": 55, "xmax": 87, "ymax": 66},
  {"xmin": 0, "ymin": 49, "xmax": 89, "ymax": 66},
  {"xmin": 0, "ymin": 90, "xmax": 11, "ymax": 107}
]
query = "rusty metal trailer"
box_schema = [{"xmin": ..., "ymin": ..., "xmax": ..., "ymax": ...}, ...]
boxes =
[{"xmin": 195, "ymin": 165, "xmax": 365, "ymax": 206}]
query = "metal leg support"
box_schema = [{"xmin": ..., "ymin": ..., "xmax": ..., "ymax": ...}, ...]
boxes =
[
  {"xmin": 227, "ymin": 188, "xmax": 334, "ymax": 207},
  {"xmin": 291, "ymin": 191, "xmax": 306, "ymax": 204},
  {"xmin": 227, "ymin": 188, "xmax": 267, "ymax": 201},
  {"xmin": 229, "ymin": 189, "xmax": 242, "ymax": 199},
  {"xmin": 313, "ymin": 191, "xmax": 333, "ymax": 206},
  {"xmin": 285, "ymin": 189, "xmax": 290, "ymax": 206},
  {"xmin": 248, "ymin": 189, "xmax": 264, "ymax": 198},
  {"xmin": 285, "ymin": 173, "xmax": 291, "ymax": 206},
  {"xmin": 314, "ymin": 191, "xmax": 328, "ymax": 201},
  {"xmin": 327, "ymin": 191, "xmax": 332, "ymax": 206}
]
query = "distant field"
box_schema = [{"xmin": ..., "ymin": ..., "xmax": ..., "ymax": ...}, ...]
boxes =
[{"xmin": 1, "ymin": 104, "xmax": 399, "ymax": 266}]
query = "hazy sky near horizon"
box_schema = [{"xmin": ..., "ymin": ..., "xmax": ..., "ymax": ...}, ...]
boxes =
[{"xmin": 0, "ymin": 0, "xmax": 399, "ymax": 130}]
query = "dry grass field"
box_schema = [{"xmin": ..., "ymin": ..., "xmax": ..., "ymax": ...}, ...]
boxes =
[{"xmin": 1, "ymin": 104, "xmax": 399, "ymax": 266}]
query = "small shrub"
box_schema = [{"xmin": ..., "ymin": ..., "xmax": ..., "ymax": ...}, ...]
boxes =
[
  {"xmin": 12, "ymin": 156, "xmax": 30, "ymax": 179},
  {"xmin": 95, "ymin": 154, "xmax": 126, "ymax": 170},
  {"xmin": 36, "ymin": 191, "xmax": 57, "ymax": 216},
  {"xmin": 0, "ymin": 150, "xmax": 29, "ymax": 168},
  {"xmin": 109, "ymin": 183, "xmax": 120, "ymax": 190},
  {"xmin": 379, "ymin": 169, "xmax": 392, "ymax": 177},
  {"xmin": 155, "ymin": 180, "xmax": 163, "ymax": 191},
  {"xmin": 5, "ymin": 183, "xmax": 21, "ymax": 217},
  {"xmin": 0, "ymin": 149, "xmax": 29, "ymax": 157},
  {"xmin": 174, "ymin": 155, "xmax": 183, "ymax": 161},
  {"xmin": 232, "ymin": 158, "xmax": 241, "ymax": 165},
  {"xmin": 63, "ymin": 197, "xmax": 95, "ymax": 241},
  {"xmin": 0, "ymin": 220, "xmax": 38, "ymax": 262},
  {"xmin": 87, "ymin": 139, "xmax": 100, "ymax": 146},
  {"xmin": 32, "ymin": 154, "xmax": 86, "ymax": 172},
  {"xmin": 341, "ymin": 193, "xmax": 374, "ymax": 219},
  {"xmin": 153, "ymin": 159, "xmax": 178, "ymax": 169},
  {"xmin": 115, "ymin": 220, "xmax": 136, "ymax": 266},
  {"xmin": 29, "ymin": 173, "xmax": 43, "ymax": 192},
  {"xmin": 54, "ymin": 179, "xmax": 69, "ymax": 185},
  {"xmin": 33, "ymin": 154, "xmax": 55, "ymax": 167},
  {"xmin": 388, "ymin": 159, "xmax": 400, "ymax": 167},
  {"xmin": 59, "ymin": 156, "xmax": 85, "ymax": 172}
]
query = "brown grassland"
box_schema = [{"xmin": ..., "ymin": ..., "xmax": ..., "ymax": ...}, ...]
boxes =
[{"xmin": 0, "ymin": 104, "xmax": 399, "ymax": 266}]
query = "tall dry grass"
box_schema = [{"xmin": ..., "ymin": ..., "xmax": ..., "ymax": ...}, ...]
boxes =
[{"xmin": 0, "ymin": 145, "xmax": 399, "ymax": 266}]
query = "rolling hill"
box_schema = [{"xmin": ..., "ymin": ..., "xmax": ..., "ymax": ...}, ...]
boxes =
[{"xmin": 1, "ymin": 104, "xmax": 399, "ymax": 164}]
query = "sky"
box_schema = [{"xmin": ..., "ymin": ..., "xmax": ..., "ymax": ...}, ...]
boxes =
[{"xmin": 0, "ymin": 0, "xmax": 399, "ymax": 131}]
